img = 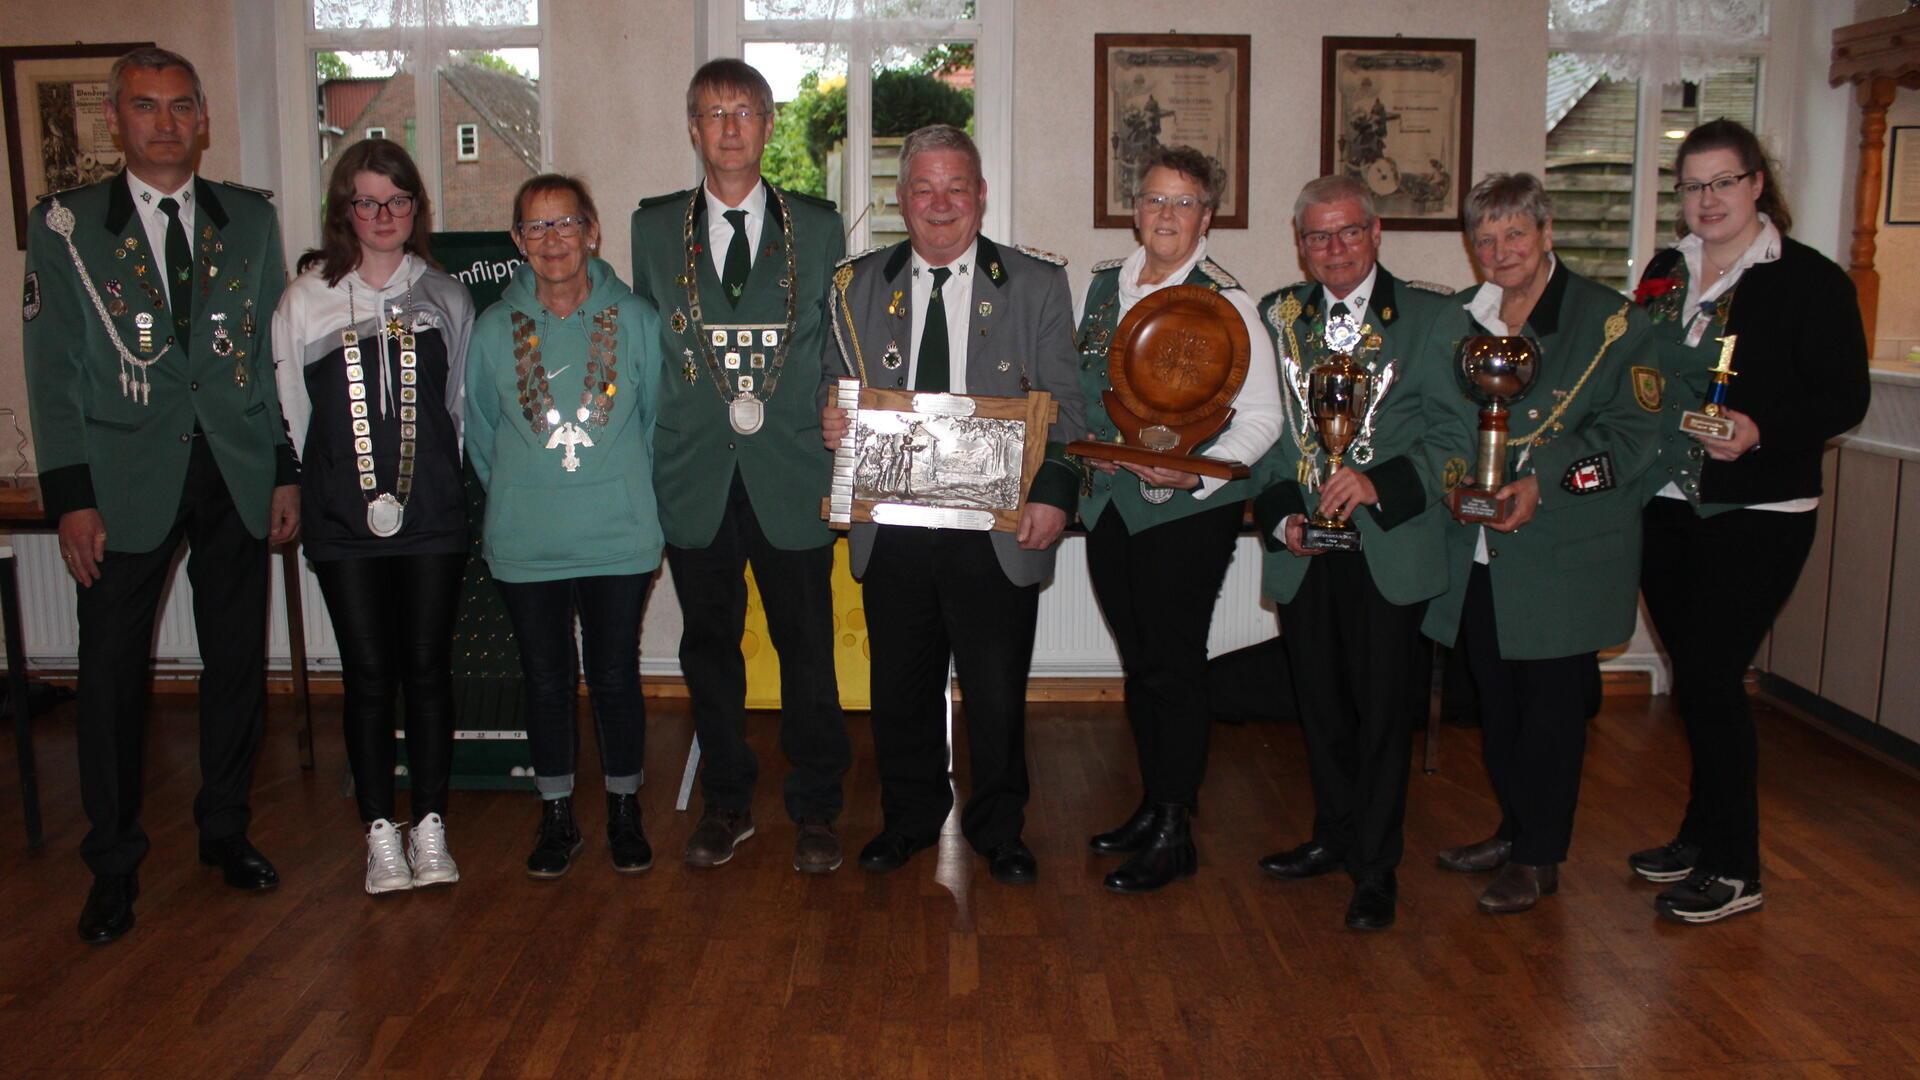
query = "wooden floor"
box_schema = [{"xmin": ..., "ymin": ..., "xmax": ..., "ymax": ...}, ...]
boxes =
[{"xmin": 1, "ymin": 691, "xmax": 1918, "ymax": 1079}]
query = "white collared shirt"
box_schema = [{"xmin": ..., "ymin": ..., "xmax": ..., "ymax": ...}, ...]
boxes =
[
  {"xmin": 126, "ymin": 170, "xmax": 196, "ymax": 310},
  {"xmin": 703, "ymin": 179, "xmax": 767, "ymax": 284},
  {"xmin": 1115, "ymin": 238, "xmax": 1283, "ymax": 499},
  {"xmin": 906, "ymin": 246, "xmax": 973, "ymax": 395},
  {"xmin": 1322, "ymin": 264, "xmax": 1378, "ymax": 339}
]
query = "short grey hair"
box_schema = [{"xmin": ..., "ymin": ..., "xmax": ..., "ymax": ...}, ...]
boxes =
[
  {"xmin": 1135, "ymin": 145, "xmax": 1226, "ymax": 211},
  {"xmin": 896, "ymin": 124, "xmax": 982, "ymax": 187},
  {"xmin": 1463, "ymin": 172, "xmax": 1553, "ymax": 234},
  {"xmin": 1292, "ymin": 174, "xmax": 1376, "ymax": 226},
  {"xmin": 108, "ymin": 47, "xmax": 205, "ymax": 109}
]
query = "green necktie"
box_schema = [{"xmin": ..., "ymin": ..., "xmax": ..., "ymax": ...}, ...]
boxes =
[
  {"xmin": 916, "ymin": 267, "xmax": 952, "ymax": 392},
  {"xmin": 722, "ymin": 208, "xmax": 750, "ymax": 306},
  {"xmin": 159, "ymin": 196, "xmax": 192, "ymax": 341}
]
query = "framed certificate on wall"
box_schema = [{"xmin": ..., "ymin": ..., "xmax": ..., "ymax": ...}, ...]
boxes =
[
  {"xmin": 1094, "ymin": 33, "xmax": 1252, "ymax": 230},
  {"xmin": 1321, "ymin": 36, "xmax": 1475, "ymax": 231}
]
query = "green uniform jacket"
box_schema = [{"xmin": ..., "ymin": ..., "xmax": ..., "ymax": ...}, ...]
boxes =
[
  {"xmin": 629, "ymin": 181, "xmax": 844, "ymax": 551},
  {"xmin": 1076, "ymin": 256, "xmax": 1256, "ymax": 532},
  {"xmin": 1421, "ymin": 261, "xmax": 1661, "ymax": 660},
  {"xmin": 1247, "ymin": 267, "xmax": 1473, "ymax": 606},
  {"xmin": 23, "ymin": 172, "xmax": 293, "ymax": 552}
]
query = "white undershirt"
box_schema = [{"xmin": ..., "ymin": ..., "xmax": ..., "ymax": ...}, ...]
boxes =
[
  {"xmin": 1321, "ymin": 264, "xmax": 1378, "ymax": 341},
  {"xmin": 703, "ymin": 180, "xmax": 767, "ymax": 285},
  {"xmin": 1654, "ymin": 215, "xmax": 1814, "ymax": 513},
  {"xmin": 125, "ymin": 170, "xmax": 196, "ymax": 311},
  {"xmin": 905, "ymin": 246, "xmax": 973, "ymax": 395}
]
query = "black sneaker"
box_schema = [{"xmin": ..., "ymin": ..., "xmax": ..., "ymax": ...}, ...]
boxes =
[
  {"xmin": 526, "ymin": 796, "xmax": 584, "ymax": 879},
  {"xmin": 1627, "ymin": 839, "xmax": 1700, "ymax": 883},
  {"xmin": 1655, "ymin": 870, "xmax": 1764, "ymax": 924},
  {"xmin": 607, "ymin": 793, "xmax": 653, "ymax": 874}
]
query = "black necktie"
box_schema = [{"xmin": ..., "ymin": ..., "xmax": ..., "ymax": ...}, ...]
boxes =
[
  {"xmin": 916, "ymin": 267, "xmax": 952, "ymax": 393},
  {"xmin": 1329, "ymin": 300, "xmax": 1350, "ymax": 321},
  {"xmin": 722, "ymin": 208, "xmax": 750, "ymax": 306},
  {"xmin": 159, "ymin": 196, "xmax": 192, "ymax": 340}
]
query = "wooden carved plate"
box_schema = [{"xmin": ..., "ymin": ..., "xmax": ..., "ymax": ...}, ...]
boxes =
[{"xmin": 1106, "ymin": 284, "xmax": 1251, "ymax": 427}]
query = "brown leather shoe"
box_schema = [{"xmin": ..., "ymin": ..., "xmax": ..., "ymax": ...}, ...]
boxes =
[
  {"xmin": 793, "ymin": 821, "xmax": 843, "ymax": 874},
  {"xmin": 1477, "ymin": 862, "xmax": 1559, "ymax": 914},
  {"xmin": 683, "ymin": 807, "xmax": 755, "ymax": 868},
  {"xmin": 1436, "ymin": 835, "xmax": 1513, "ymax": 873}
]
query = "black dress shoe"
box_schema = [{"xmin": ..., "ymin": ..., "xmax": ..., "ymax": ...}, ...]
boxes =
[
  {"xmin": 1089, "ymin": 798, "xmax": 1157, "ymax": 855},
  {"xmin": 1105, "ymin": 804, "xmax": 1197, "ymax": 894},
  {"xmin": 1258, "ymin": 841, "xmax": 1345, "ymax": 881},
  {"xmin": 606, "ymin": 793, "xmax": 652, "ymax": 874},
  {"xmin": 77, "ymin": 874, "xmax": 138, "ymax": 945},
  {"xmin": 198, "ymin": 834, "xmax": 280, "ymax": 891},
  {"xmin": 1345, "ymin": 873, "xmax": 1397, "ymax": 931},
  {"xmin": 527, "ymin": 796, "xmax": 584, "ymax": 879},
  {"xmin": 858, "ymin": 831, "xmax": 935, "ymax": 873},
  {"xmin": 987, "ymin": 840, "xmax": 1038, "ymax": 885}
]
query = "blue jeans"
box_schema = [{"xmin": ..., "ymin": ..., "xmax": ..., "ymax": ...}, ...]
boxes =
[{"xmin": 495, "ymin": 573, "xmax": 655, "ymax": 797}]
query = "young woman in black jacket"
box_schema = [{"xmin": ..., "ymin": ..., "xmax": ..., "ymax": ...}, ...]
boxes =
[{"xmin": 1628, "ymin": 119, "xmax": 1870, "ymax": 924}]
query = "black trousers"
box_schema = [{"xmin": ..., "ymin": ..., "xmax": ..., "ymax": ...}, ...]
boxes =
[
  {"xmin": 666, "ymin": 471, "xmax": 850, "ymax": 822},
  {"xmin": 1641, "ymin": 498, "xmax": 1815, "ymax": 880},
  {"xmin": 313, "ymin": 551, "xmax": 466, "ymax": 825},
  {"xmin": 1460, "ymin": 562, "xmax": 1592, "ymax": 866},
  {"xmin": 74, "ymin": 436, "xmax": 269, "ymax": 877},
  {"xmin": 1085, "ymin": 502, "xmax": 1241, "ymax": 808},
  {"xmin": 1277, "ymin": 550, "xmax": 1425, "ymax": 880},
  {"xmin": 863, "ymin": 526, "xmax": 1038, "ymax": 852}
]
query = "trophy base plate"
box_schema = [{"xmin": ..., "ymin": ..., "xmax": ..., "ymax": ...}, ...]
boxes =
[
  {"xmin": 1679, "ymin": 410, "xmax": 1735, "ymax": 441},
  {"xmin": 1450, "ymin": 488, "xmax": 1513, "ymax": 523},
  {"xmin": 1065, "ymin": 440, "xmax": 1250, "ymax": 480},
  {"xmin": 1302, "ymin": 521, "xmax": 1363, "ymax": 552}
]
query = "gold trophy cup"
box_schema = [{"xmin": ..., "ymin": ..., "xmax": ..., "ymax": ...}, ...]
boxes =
[
  {"xmin": 1449, "ymin": 335, "xmax": 1541, "ymax": 522},
  {"xmin": 1300, "ymin": 354, "xmax": 1372, "ymax": 551}
]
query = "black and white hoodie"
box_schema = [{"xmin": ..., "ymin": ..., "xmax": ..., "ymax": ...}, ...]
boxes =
[{"xmin": 272, "ymin": 254, "xmax": 474, "ymax": 561}]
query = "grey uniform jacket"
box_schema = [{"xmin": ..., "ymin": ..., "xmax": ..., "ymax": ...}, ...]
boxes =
[{"xmin": 822, "ymin": 235, "xmax": 1084, "ymax": 587}]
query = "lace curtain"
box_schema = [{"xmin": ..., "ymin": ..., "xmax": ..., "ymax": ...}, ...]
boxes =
[
  {"xmin": 1549, "ymin": 0, "xmax": 1770, "ymax": 86},
  {"xmin": 311, "ymin": 0, "xmax": 537, "ymax": 68}
]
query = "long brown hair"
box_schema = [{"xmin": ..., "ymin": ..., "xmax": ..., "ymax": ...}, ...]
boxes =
[
  {"xmin": 1674, "ymin": 119, "xmax": 1792, "ymax": 237},
  {"xmin": 299, "ymin": 138, "xmax": 436, "ymax": 285}
]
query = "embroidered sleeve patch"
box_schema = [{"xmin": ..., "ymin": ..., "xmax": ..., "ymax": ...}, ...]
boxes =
[
  {"xmin": 1631, "ymin": 366, "xmax": 1663, "ymax": 412},
  {"xmin": 22, "ymin": 271, "xmax": 40, "ymax": 321},
  {"xmin": 1561, "ymin": 452, "xmax": 1616, "ymax": 495}
]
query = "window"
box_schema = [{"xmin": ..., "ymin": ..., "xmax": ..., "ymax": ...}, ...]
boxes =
[
  {"xmin": 711, "ymin": 1, "xmax": 1008, "ymax": 251},
  {"xmin": 293, "ymin": 0, "xmax": 546, "ymax": 244},
  {"xmin": 365, "ymin": 126, "xmax": 386, "ymax": 140}
]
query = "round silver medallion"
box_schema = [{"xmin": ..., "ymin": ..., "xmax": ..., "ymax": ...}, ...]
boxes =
[
  {"xmin": 1325, "ymin": 314, "xmax": 1363, "ymax": 354},
  {"xmin": 729, "ymin": 396, "xmax": 764, "ymax": 435},
  {"xmin": 1140, "ymin": 486, "xmax": 1174, "ymax": 505},
  {"xmin": 367, "ymin": 493, "xmax": 405, "ymax": 538}
]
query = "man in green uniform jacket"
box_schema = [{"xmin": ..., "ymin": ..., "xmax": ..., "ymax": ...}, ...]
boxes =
[
  {"xmin": 629, "ymin": 59, "xmax": 852, "ymax": 875},
  {"xmin": 22, "ymin": 48, "xmax": 298, "ymax": 945},
  {"xmin": 1248, "ymin": 175, "xmax": 1471, "ymax": 931}
]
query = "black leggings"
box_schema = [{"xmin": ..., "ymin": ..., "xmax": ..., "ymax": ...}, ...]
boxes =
[{"xmin": 314, "ymin": 552, "xmax": 467, "ymax": 824}]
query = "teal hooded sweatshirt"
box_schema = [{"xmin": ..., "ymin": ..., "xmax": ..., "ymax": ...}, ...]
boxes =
[{"xmin": 465, "ymin": 257, "xmax": 665, "ymax": 583}]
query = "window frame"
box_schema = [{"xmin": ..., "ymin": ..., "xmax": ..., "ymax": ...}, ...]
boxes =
[
  {"xmin": 456, "ymin": 122, "xmax": 480, "ymax": 161},
  {"xmin": 364, "ymin": 125, "xmax": 386, "ymax": 140},
  {"xmin": 271, "ymin": 0, "xmax": 549, "ymax": 255},
  {"xmin": 700, "ymin": 0, "xmax": 1012, "ymax": 252}
]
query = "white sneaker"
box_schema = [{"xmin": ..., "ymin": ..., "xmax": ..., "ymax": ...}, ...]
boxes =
[
  {"xmin": 407, "ymin": 812, "xmax": 460, "ymax": 887},
  {"xmin": 365, "ymin": 819, "xmax": 413, "ymax": 894}
]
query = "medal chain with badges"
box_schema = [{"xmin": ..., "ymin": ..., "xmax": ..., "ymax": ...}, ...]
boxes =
[
  {"xmin": 344, "ymin": 282, "xmax": 419, "ymax": 537},
  {"xmin": 512, "ymin": 304, "xmax": 620, "ymax": 472},
  {"xmin": 44, "ymin": 197, "xmax": 173, "ymax": 405},
  {"xmin": 1512, "ymin": 302, "xmax": 1631, "ymax": 473},
  {"xmin": 679, "ymin": 188, "xmax": 799, "ymax": 435}
]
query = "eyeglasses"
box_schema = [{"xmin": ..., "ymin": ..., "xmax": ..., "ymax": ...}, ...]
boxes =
[
  {"xmin": 1675, "ymin": 171, "xmax": 1755, "ymax": 198},
  {"xmin": 692, "ymin": 106, "xmax": 770, "ymax": 125},
  {"xmin": 514, "ymin": 215, "xmax": 590, "ymax": 241},
  {"xmin": 1138, "ymin": 193, "xmax": 1206, "ymax": 216},
  {"xmin": 1302, "ymin": 224, "xmax": 1370, "ymax": 251},
  {"xmin": 349, "ymin": 194, "xmax": 416, "ymax": 220}
]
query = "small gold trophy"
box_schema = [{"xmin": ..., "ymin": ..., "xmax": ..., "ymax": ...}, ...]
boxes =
[
  {"xmin": 1300, "ymin": 353, "xmax": 1372, "ymax": 551},
  {"xmin": 1679, "ymin": 334, "xmax": 1738, "ymax": 441}
]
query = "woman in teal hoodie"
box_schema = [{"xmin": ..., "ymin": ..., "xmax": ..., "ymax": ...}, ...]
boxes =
[{"xmin": 466, "ymin": 174, "xmax": 664, "ymax": 879}]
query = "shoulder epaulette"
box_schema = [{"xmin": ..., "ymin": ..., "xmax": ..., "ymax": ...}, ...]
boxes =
[
  {"xmin": 1405, "ymin": 279, "xmax": 1455, "ymax": 296},
  {"xmin": 1261, "ymin": 282, "xmax": 1309, "ymax": 305},
  {"xmin": 36, "ymin": 183, "xmax": 90, "ymax": 204},
  {"xmin": 637, "ymin": 189, "xmax": 694, "ymax": 210},
  {"xmin": 1091, "ymin": 257, "xmax": 1125, "ymax": 273},
  {"xmin": 836, "ymin": 245, "xmax": 884, "ymax": 269},
  {"xmin": 217, "ymin": 179, "xmax": 275, "ymax": 200},
  {"xmin": 776, "ymin": 187, "xmax": 838, "ymax": 212},
  {"xmin": 1013, "ymin": 244, "xmax": 1067, "ymax": 267},
  {"xmin": 1262, "ymin": 285, "xmax": 1309, "ymax": 326},
  {"xmin": 1199, "ymin": 259, "xmax": 1240, "ymax": 291}
]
